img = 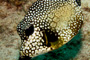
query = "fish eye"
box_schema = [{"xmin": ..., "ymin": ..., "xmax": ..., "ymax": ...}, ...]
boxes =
[
  {"xmin": 25, "ymin": 24, "xmax": 34, "ymax": 37},
  {"xmin": 42, "ymin": 29, "xmax": 58, "ymax": 47},
  {"xmin": 45, "ymin": 30, "xmax": 58, "ymax": 42},
  {"xmin": 76, "ymin": 0, "xmax": 81, "ymax": 6}
]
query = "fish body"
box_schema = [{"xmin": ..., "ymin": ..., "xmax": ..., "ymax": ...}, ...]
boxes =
[{"xmin": 17, "ymin": 0, "xmax": 83, "ymax": 59}]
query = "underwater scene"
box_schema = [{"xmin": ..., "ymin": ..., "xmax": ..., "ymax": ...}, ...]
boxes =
[{"xmin": 0, "ymin": 0, "xmax": 90, "ymax": 60}]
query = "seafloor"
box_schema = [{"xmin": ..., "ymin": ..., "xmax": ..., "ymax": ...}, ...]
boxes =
[{"xmin": 0, "ymin": 0, "xmax": 90, "ymax": 60}]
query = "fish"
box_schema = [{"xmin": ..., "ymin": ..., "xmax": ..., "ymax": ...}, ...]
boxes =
[{"xmin": 17, "ymin": 0, "xmax": 83, "ymax": 59}]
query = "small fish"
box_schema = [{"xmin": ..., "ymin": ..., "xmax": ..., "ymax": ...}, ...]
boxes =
[{"xmin": 17, "ymin": 0, "xmax": 83, "ymax": 59}]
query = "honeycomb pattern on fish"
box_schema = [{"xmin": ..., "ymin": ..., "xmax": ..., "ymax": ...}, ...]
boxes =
[{"xmin": 17, "ymin": 0, "xmax": 83, "ymax": 58}]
